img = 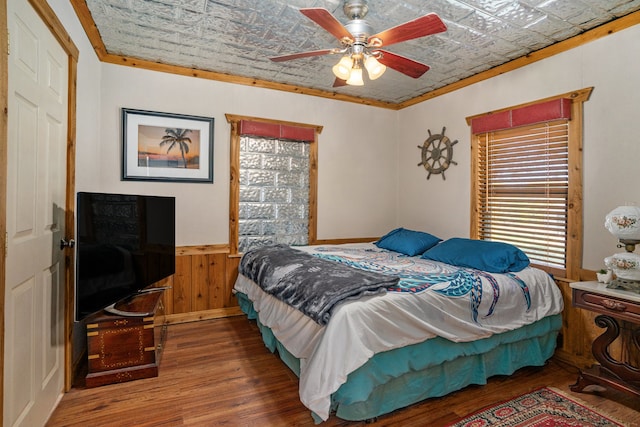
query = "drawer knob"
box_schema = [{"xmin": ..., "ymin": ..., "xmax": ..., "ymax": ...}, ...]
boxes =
[{"xmin": 601, "ymin": 299, "xmax": 627, "ymax": 311}]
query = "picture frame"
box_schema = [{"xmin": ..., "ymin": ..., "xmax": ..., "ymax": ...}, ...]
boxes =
[{"xmin": 121, "ymin": 108, "xmax": 214, "ymax": 182}]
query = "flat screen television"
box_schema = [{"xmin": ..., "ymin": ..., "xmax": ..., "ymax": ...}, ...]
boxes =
[{"xmin": 75, "ymin": 192, "xmax": 176, "ymax": 321}]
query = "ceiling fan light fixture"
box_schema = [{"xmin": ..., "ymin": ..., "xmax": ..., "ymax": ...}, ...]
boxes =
[
  {"xmin": 365, "ymin": 55, "xmax": 386, "ymax": 80},
  {"xmin": 332, "ymin": 55, "xmax": 353, "ymax": 80},
  {"xmin": 346, "ymin": 66, "xmax": 364, "ymax": 86},
  {"xmin": 274, "ymin": 4, "xmax": 446, "ymax": 88}
]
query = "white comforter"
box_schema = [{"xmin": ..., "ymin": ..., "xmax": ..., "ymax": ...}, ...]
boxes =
[{"xmin": 233, "ymin": 243, "xmax": 564, "ymax": 421}]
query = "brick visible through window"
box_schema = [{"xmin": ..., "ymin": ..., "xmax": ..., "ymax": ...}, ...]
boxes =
[{"xmin": 238, "ymin": 135, "xmax": 310, "ymax": 253}]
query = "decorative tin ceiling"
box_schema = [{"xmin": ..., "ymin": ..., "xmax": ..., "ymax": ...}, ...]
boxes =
[{"xmin": 81, "ymin": 0, "xmax": 640, "ymax": 105}]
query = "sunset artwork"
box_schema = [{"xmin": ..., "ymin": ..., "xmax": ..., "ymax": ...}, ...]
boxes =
[
  {"xmin": 137, "ymin": 124, "xmax": 201, "ymax": 169},
  {"xmin": 123, "ymin": 108, "xmax": 213, "ymax": 182}
]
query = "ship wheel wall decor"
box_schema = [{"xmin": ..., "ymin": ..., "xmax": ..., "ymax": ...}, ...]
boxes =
[{"xmin": 417, "ymin": 127, "xmax": 458, "ymax": 180}]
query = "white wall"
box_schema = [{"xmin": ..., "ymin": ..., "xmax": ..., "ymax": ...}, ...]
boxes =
[
  {"xmin": 397, "ymin": 24, "xmax": 640, "ymax": 271},
  {"xmin": 59, "ymin": 0, "xmax": 640, "ymax": 268},
  {"xmin": 97, "ymin": 65, "xmax": 399, "ymax": 245}
]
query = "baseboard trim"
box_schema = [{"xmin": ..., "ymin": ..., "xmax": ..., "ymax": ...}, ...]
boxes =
[{"xmin": 164, "ymin": 306, "xmax": 244, "ymax": 325}]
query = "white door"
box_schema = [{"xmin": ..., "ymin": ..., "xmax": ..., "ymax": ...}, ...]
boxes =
[{"xmin": 4, "ymin": 0, "xmax": 69, "ymax": 425}]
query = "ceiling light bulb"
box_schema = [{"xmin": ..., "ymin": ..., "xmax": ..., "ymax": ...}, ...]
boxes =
[
  {"xmin": 332, "ymin": 56, "xmax": 353, "ymax": 80},
  {"xmin": 365, "ymin": 56, "xmax": 386, "ymax": 80},
  {"xmin": 346, "ymin": 67, "xmax": 364, "ymax": 86}
]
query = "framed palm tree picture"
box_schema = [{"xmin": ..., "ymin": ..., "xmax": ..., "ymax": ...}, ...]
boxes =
[{"xmin": 122, "ymin": 108, "xmax": 214, "ymax": 182}]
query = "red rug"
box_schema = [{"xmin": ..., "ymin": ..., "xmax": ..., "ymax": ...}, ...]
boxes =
[{"xmin": 447, "ymin": 387, "xmax": 627, "ymax": 427}]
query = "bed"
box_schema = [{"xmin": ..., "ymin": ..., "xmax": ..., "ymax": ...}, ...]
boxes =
[{"xmin": 233, "ymin": 231, "xmax": 564, "ymax": 423}]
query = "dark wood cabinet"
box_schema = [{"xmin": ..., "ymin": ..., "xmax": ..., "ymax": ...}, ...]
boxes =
[{"xmin": 85, "ymin": 290, "xmax": 167, "ymax": 388}]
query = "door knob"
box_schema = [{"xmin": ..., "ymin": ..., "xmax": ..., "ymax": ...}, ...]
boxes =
[{"xmin": 60, "ymin": 238, "xmax": 75, "ymax": 250}]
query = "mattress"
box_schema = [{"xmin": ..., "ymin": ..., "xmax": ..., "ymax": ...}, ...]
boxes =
[{"xmin": 233, "ymin": 242, "xmax": 564, "ymax": 421}]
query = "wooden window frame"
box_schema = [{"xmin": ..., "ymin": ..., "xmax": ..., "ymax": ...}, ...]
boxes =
[
  {"xmin": 466, "ymin": 88, "xmax": 592, "ymax": 280},
  {"xmin": 225, "ymin": 114, "xmax": 322, "ymax": 255}
]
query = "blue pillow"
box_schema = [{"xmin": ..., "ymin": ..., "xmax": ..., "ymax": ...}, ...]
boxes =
[
  {"xmin": 420, "ymin": 238, "xmax": 530, "ymax": 273},
  {"xmin": 375, "ymin": 228, "xmax": 441, "ymax": 256}
]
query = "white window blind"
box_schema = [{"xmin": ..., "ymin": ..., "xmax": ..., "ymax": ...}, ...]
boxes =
[{"xmin": 475, "ymin": 119, "xmax": 569, "ymax": 268}]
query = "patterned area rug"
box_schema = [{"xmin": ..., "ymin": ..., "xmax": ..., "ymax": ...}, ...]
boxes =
[{"xmin": 447, "ymin": 387, "xmax": 627, "ymax": 427}]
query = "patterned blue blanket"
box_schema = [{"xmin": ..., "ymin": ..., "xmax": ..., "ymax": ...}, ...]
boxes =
[{"xmin": 239, "ymin": 244, "xmax": 399, "ymax": 325}]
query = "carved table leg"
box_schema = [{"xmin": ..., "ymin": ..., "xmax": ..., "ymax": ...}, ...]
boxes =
[
  {"xmin": 571, "ymin": 314, "xmax": 640, "ymax": 397},
  {"xmin": 570, "ymin": 371, "xmax": 594, "ymax": 392}
]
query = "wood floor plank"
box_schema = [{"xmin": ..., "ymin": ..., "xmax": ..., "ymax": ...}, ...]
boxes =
[{"xmin": 47, "ymin": 316, "xmax": 640, "ymax": 426}]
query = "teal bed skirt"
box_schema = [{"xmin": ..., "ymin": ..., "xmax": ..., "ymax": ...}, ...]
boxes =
[{"xmin": 236, "ymin": 292, "xmax": 561, "ymax": 422}]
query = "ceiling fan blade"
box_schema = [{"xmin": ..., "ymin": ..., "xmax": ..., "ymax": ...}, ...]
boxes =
[
  {"xmin": 270, "ymin": 49, "xmax": 334, "ymax": 62},
  {"xmin": 368, "ymin": 13, "xmax": 446, "ymax": 47},
  {"xmin": 376, "ymin": 50, "xmax": 430, "ymax": 78},
  {"xmin": 300, "ymin": 8, "xmax": 353, "ymax": 42},
  {"xmin": 333, "ymin": 78, "xmax": 347, "ymax": 87}
]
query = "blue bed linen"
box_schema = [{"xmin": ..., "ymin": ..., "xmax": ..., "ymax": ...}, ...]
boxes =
[
  {"xmin": 331, "ymin": 316, "xmax": 559, "ymax": 421},
  {"xmin": 421, "ymin": 238, "xmax": 530, "ymax": 273},
  {"xmin": 374, "ymin": 227, "xmax": 441, "ymax": 256},
  {"xmin": 236, "ymin": 292, "xmax": 561, "ymax": 422}
]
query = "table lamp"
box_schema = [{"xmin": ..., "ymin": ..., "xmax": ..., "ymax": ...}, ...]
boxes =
[{"xmin": 604, "ymin": 205, "xmax": 640, "ymax": 293}]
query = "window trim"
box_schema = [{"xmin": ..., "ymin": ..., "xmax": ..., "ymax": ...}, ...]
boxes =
[
  {"xmin": 466, "ymin": 87, "xmax": 592, "ymax": 279},
  {"xmin": 225, "ymin": 114, "xmax": 323, "ymax": 255}
]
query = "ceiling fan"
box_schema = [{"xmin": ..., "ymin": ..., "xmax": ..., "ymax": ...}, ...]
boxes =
[{"xmin": 270, "ymin": 0, "xmax": 447, "ymax": 87}]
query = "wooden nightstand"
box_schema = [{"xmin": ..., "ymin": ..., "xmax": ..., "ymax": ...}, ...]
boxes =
[{"xmin": 569, "ymin": 281, "xmax": 640, "ymax": 398}]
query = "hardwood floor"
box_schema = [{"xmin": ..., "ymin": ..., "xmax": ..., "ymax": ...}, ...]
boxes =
[{"xmin": 47, "ymin": 316, "xmax": 640, "ymax": 426}]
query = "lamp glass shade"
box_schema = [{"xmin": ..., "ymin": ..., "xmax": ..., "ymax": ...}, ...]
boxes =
[
  {"xmin": 346, "ymin": 67, "xmax": 364, "ymax": 86},
  {"xmin": 365, "ymin": 56, "xmax": 386, "ymax": 80},
  {"xmin": 604, "ymin": 205, "xmax": 640, "ymax": 240},
  {"xmin": 605, "ymin": 252, "xmax": 640, "ymax": 280},
  {"xmin": 332, "ymin": 56, "xmax": 353, "ymax": 80}
]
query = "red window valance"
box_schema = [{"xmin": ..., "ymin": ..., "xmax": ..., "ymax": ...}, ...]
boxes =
[
  {"xmin": 239, "ymin": 120, "xmax": 315, "ymax": 142},
  {"xmin": 470, "ymin": 98, "xmax": 571, "ymax": 134}
]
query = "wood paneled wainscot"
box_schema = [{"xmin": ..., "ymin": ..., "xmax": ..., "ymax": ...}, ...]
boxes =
[
  {"xmin": 155, "ymin": 245, "xmax": 243, "ymax": 324},
  {"xmin": 553, "ymin": 277, "xmax": 596, "ymax": 368}
]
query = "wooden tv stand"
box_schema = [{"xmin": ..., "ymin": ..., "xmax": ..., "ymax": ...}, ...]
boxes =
[{"xmin": 85, "ymin": 289, "xmax": 167, "ymax": 388}]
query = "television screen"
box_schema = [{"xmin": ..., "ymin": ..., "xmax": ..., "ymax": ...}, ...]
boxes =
[{"xmin": 75, "ymin": 192, "xmax": 175, "ymax": 321}]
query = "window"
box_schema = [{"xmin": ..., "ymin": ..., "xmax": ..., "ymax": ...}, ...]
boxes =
[
  {"xmin": 475, "ymin": 120, "xmax": 569, "ymax": 268},
  {"xmin": 225, "ymin": 115, "xmax": 322, "ymax": 254},
  {"xmin": 238, "ymin": 135, "xmax": 309, "ymax": 252},
  {"xmin": 467, "ymin": 88, "xmax": 592, "ymax": 278}
]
